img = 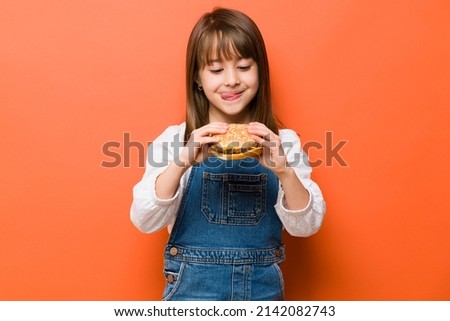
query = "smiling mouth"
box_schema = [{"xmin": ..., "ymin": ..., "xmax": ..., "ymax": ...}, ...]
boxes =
[{"xmin": 221, "ymin": 91, "xmax": 243, "ymax": 101}]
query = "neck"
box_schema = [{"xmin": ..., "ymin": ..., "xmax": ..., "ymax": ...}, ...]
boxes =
[{"xmin": 209, "ymin": 109, "xmax": 252, "ymax": 124}]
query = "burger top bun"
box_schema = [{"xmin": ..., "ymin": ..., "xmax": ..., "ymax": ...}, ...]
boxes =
[{"xmin": 212, "ymin": 124, "xmax": 254, "ymax": 149}]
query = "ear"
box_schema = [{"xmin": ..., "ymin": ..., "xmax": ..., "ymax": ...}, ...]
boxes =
[{"xmin": 195, "ymin": 80, "xmax": 203, "ymax": 91}]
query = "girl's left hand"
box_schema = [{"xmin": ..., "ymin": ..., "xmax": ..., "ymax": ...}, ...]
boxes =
[{"xmin": 247, "ymin": 122, "xmax": 288, "ymax": 175}]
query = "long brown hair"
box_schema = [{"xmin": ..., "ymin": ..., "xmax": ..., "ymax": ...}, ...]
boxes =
[{"xmin": 184, "ymin": 8, "xmax": 281, "ymax": 142}]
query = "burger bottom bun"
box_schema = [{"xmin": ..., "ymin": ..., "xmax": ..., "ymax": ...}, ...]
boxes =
[{"xmin": 210, "ymin": 147, "xmax": 263, "ymax": 160}]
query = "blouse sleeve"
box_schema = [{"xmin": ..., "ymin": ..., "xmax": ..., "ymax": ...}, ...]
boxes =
[
  {"xmin": 130, "ymin": 124, "xmax": 187, "ymax": 234},
  {"xmin": 274, "ymin": 129, "xmax": 326, "ymax": 237}
]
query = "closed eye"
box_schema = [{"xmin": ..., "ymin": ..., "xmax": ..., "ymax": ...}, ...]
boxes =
[
  {"xmin": 210, "ymin": 68, "xmax": 223, "ymax": 74},
  {"xmin": 237, "ymin": 65, "xmax": 251, "ymax": 71}
]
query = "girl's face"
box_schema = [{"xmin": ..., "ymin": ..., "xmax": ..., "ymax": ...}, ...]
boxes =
[{"xmin": 197, "ymin": 56, "xmax": 259, "ymax": 123}]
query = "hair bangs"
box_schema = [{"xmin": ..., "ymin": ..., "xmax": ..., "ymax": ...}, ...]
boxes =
[{"xmin": 197, "ymin": 27, "xmax": 256, "ymax": 68}]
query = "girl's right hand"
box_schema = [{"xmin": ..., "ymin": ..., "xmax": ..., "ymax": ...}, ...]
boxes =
[{"xmin": 177, "ymin": 122, "xmax": 228, "ymax": 168}]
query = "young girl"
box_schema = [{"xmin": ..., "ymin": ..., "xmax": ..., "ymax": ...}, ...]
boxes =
[{"xmin": 131, "ymin": 8, "xmax": 325, "ymax": 301}]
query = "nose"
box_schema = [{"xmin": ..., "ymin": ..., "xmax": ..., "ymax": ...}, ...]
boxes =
[{"xmin": 224, "ymin": 68, "xmax": 240, "ymax": 86}]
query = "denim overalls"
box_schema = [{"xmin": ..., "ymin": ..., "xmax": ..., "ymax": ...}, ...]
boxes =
[{"xmin": 162, "ymin": 157, "xmax": 285, "ymax": 301}]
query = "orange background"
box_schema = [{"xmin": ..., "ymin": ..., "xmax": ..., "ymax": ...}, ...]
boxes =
[{"xmin": 1, "ymin": 0, "xmax": 449, "ymax": 300}]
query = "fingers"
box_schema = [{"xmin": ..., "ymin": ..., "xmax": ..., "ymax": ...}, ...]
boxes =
[
  {"xmin": 187, "ymin": 123, "xmax": 227, "ymax": 149},
  {"xmin": 247, "ymin": 122, "xmax": 279, "ymax": 148},
  {"xmin": 247, "ymin": 123, "xmax": 287, "ymax": 172},
  {"xmin": 189, "ymin": 122, "xmax": 228, "ymax": 142},
  {"xmin": 198, "ymin": 122, "xmax": 228, "ymax": 136}
]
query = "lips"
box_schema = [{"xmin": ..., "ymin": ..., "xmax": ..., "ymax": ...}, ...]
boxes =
[{"xmin": 221, "ymin": 91, "xmax": 243, "ymax": 101}]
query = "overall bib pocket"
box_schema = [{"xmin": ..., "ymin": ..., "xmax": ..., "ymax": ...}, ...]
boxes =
[{"xmin": 201, "ymin": 172, "xmax": 267, "ymax": 226}]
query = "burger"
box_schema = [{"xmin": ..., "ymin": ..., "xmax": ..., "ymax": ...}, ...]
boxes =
[{"xmin": 209, "ymin": 123, "xmax": 263, "ymax": 160}]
